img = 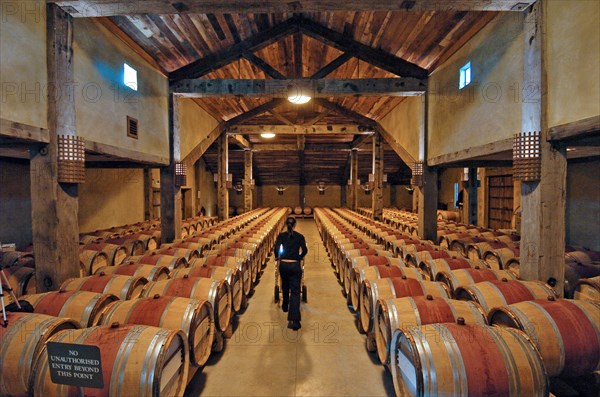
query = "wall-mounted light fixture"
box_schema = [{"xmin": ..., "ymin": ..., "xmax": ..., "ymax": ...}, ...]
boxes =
[
  {"xmin": 513, "ymin": 131, "xmax": 541, "ymax": 182},
  {"xmin": 260, "ymin": 132, "xmax": 276, "ymax": 139},
  {"xmin": 174, "ymin": 161, "xmax": 187, "ymax": 186},
  {"xmin": 317, "ymin": 181, "xmax": 327, "ymax": 195},
  {"xmin": 411, "ymin": 161, "xmax": 424, "ymax": 187},
  {"xmin": 276, "ymin": 186, "xmax": 287, "ymax": 195}
]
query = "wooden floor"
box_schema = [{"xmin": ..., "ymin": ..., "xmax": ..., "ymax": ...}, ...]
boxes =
[{"xmin": 185, "ymin": 218, "xmax": 394, "ymax": 397}]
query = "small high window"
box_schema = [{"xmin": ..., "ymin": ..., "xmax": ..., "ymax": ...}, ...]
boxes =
[
  {"xmin": 124, "ymin": 63, "xmax": 138, "ymax": 91},
  {"xmin": 459, "ymin": 62, "xmax": 471, "ymax": 90}
]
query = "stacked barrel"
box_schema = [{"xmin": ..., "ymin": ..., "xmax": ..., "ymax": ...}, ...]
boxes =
[
  {"xmin": 1, "ymin": 208, "xmax": 287, "ymax": 396},
  {"xmin": 317, "ymin": 207, "xmax": 599, "ymax": 397}
]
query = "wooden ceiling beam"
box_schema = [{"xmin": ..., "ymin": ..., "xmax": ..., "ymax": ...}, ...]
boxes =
[
  {"xmin": 303, "ymin": 110, "xmax": 331, "ymax": 126},
  {"xmin": 267, "ymin": 110, "xmax": 295, "ymax": 126},
  {"xmin": 313, "ymin": 98, "xmax": 377, "ymax": 127},
  {"xmin": 252, "ymin": 143, "xmax": 351, "ymax": 151},
  {"xmin": 224, "ymin": 98, "xmax": 286, "ymax": 126},
  {"xmin": 182, "ymin": 123, "xmax": 225, "ymax": 166},
  {"xmin": 227, "ymin": 124, "xmax": 373, "ymax": 135},
  {"xmin": 352, "ymin": 133, "xmax": 375, "ymax": 149},
  {"xmin": 375, "ymin": 123, "xmax": 416, "ymax": 169},
  {"xmin": 169, "ymin": 16, "xmax": 300, "ymax": 81},
  {"xmin": 242, "ymin": 52, "xmax": 287, "ymax": 80},
  {"xmin": 230, "ymin": 134, "xmax": 252, "ymax": 149},
  {"xmin": 310, "ymin": 53, "xmax": 353, "ymax": 79},
  {"xmin": 172, "ymin": 78, "xmax": 425, "ymax": 97},
  {"xmin": 294, "ymin": 31, "xmax": 303, "ymax": 79},
  {"xmin": 299, "ymin": 18, "xmax": 429, "ymax": 79},
  {"xmin": 51, "ymin": 1, "xmax": 536, "ymax": 17}
]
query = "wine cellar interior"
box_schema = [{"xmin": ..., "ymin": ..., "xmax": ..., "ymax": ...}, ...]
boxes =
[{"xmin": 1, "ymin": 1, "xmax": 599, "ymax": 396}]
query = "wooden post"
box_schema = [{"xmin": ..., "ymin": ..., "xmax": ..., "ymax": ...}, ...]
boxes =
[
  {"xmin": 350, "ymin": 148, "xmax": 358, "ymax": 211},
  {"xmin": 160, "ymin": 95, "xmax": 182, "ymax": 243},
  {"xmin": 143, "ymin": 169, "xmax": 152, "ymax": 220},
  {"xmin": 217, "ymin": 133, "xmax": 229, "ymax": 221},
  {"xmin": 417, "ymin": 93, "xmax": 437, "ymax": 241},
  {"xmin": 243, "ymin": 149, "xmax": 253, "ymax": 212},
  {"xmin": 372, "ymin": 133, "xmax": 384, "ymax": 220},
  {"xmin": 299, "ymin": 150, "xmax": 305, "ymax": 209},
  {"xmin": 519, "ymin": 1, "xmax": 566, "ymax": 295},
  {"xmin": 30, "ymin": 4, "xmax": 80, "ymax": 292},
  {"xmin": 390, "ymin": 184, "xmax": 397, "ymax": 207},
  {"xmin": 467, "ymin": 168, "xmax": 478, "ymax": 225}
]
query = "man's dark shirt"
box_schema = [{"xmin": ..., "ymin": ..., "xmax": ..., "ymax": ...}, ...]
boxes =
[{"xmin": 274, "ymin": 231, "xmax": 308, "ymax": 261}]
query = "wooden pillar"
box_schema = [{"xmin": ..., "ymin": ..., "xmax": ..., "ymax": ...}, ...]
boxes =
[
  {"xmin": 160, "ymin": 95, "xmax": 182, "ymax": 243},
  {"xmin": 217, "ymin": 133, "xmax": 229, "ymax": 221},
  {"xmin": 243, "ymin": 149, "xmax": 253, "ymax": 212},
  {"xmin": 299, "ymin": 150, "xmax": 305, "ymax": 209},
  {"xmin": 372, "ymin": 133, "xmax": 384, "ymax": 220},
  {"xmin": 30, "ymin": 4, "xmax": 80, "ymax": 292},
  {"xmin": 417, "ymin": 92, "xmax": 437, "ymax": 241},
  {"xmin": 467, "ymin": 168, "xmax": 478, "ymax": 225},
  {"xmin": 143, "ymin": 169, "xmax": 152, "ymax": 220},
  {"xmin": 390, "ymin": 185, "xmax": 397, "ymax": 207},
  {"xmin": 350, "ymin": 148, "xmax": 358, "ymax": 211},
  {"xmin": 520, "ymin": 1, "xmax": 566, "ymax": 294}
]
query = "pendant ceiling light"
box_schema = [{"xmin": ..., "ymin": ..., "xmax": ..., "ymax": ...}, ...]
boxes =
[
  {"xmin": 287, "ymin": 85, "xmax": 311, "ymax": 104},
  {"xmin": 260, "ymin": 132, "xmax": 276, "ymax": 138}
]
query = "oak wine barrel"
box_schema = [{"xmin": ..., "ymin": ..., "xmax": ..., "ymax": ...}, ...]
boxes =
[
  {"xmin": 455, "ymin": 279, "xmax": 557, "ymax": 314},
  {"xmin": 97, "ymin": 296, "xmax": 214, "ymax": 367},
  {"xmin": 141, "ymin": 276, "xmax": 232, "ymax": 333},
  {"xmin": 79, "ymin": 249, "xmax": 109, "ymax": 276},
  {"xmin": 95, "ymin": 262, "xmax": 170, "ymax": 281},
  {"xmin": 489, "ymin": 298, "xmax": 600, "ymax": 377},
  {"xmin": 375, "ymin": 296, "xmax": 486, "ymax": 366},
  {"xmin": 435, "ymin": 268, "xmax": 518, "ymax": 296},
  {"xmin": 60, "ymin": 273, "xmax": 148, "ymax": 300},
  {"xmin": 359, "ymin": 277, "xmax": 451, "ymax": 333},
  {"xmin": 0, "ymin": 312, "xmax": 79, "ymax": 397},
  {"xmin": 573, "ymin": 275, "xmax": 600, "ymax": 302},
  {"xmin": 23, "ymin": 290, "xmax": 118, "ymax": 327},
  {"xmin": 31, "ymin": 324, "xmax": 188, "ymax": 397},
  {"xmin": 390, "ymin": 322, "xmax": 547, "ymax": 397}
]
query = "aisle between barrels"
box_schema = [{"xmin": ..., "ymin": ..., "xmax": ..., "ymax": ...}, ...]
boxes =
[{"xmin": 185, "ymin": 219, "xmax": 394, "ymax": 397}]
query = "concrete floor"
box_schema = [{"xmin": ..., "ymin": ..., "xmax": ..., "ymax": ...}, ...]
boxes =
[{"xmin": 185, "ymin": 218, "xmax": 395, "ymax": 397}]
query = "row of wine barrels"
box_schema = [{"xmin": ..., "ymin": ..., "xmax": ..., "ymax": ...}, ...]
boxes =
[
  {"xmin": 420, "ymin": 257, "xmax": 488, "ymax": 281},
  {"xmin": 31, "ymin": 323, "xmax": 189, "ymax": 397},
  {"xmin": 79, "ymin": 249, "xmax": 109, "ymax": 276},
  {"xmin": 436, "ymin": 268, "xmax": 517, "ymax": 295},
  {"xmin": 126, "ymin": 253, "xmax": 187, "ymax": 271},
  {"xmin": 83, "ymin": 243, "xmax": 129, "ymax": 267}
]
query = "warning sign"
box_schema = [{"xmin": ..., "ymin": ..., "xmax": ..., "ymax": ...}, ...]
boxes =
[{"xmin": 47, "ymin": 342, "xmax": 104, "ymax": 389}]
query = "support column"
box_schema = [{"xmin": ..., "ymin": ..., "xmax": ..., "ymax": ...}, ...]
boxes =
[
  {"xmin": 160, "ymin": 95, "xmax": 182, "ymax": 243},
  {"xmin": 417, "ymin": 92, "xmax": 437, "ymax": 241},
  {"xmin": 143, "ymin": 169, "xmax": 152, "ymax": 220},
  {"xmin": 467, "ymin": 168, "xmax": 478, "ymax": 225},
  {"xmin": 30, "ymin": 4, "xmax": 80, "ymax": 292},
  {"xmin": 372, "ymin": 133, "xmax": 384, "ymax": 221},
  {"xmin": 520, "ymin": 1, "xmax": 566, "ymax": 294},
  {"xmin": 350, "ymin": 148, "xmax": 358, "ymax": 211},
  {"xmin": 243, "ymin": 149, "xmax": 253, "ymax": 212},
  {"xmin": 217, "ymin": 133, "xmax": 229, "ymax": 221}
]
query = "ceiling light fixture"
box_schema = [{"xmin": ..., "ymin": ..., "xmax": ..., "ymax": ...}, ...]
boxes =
[
  {"xmin": 260, "ymin": 132, "xmax": 276, "ymax": 139},
  {"xmin": 287, "ymin": 85, "xmax": 311, "ymax": 105}
]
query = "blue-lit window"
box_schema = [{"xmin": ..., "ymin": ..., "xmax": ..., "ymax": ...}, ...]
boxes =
[
  {"xmin": 124, "ymin": 63, "xmax": 138, "ymax": 91},
  {"xmin": 459, "ymin": 62, "xmax": 471, "ymax": 89},
  {"xmin": 454, "ymin": 182, "xmax": 459, "ymax": 206}
]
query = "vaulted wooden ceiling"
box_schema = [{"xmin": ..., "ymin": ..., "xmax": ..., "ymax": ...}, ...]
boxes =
[{"xmin": 52, "ymin": 1, "xmax": 525, "ymax": 185}]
